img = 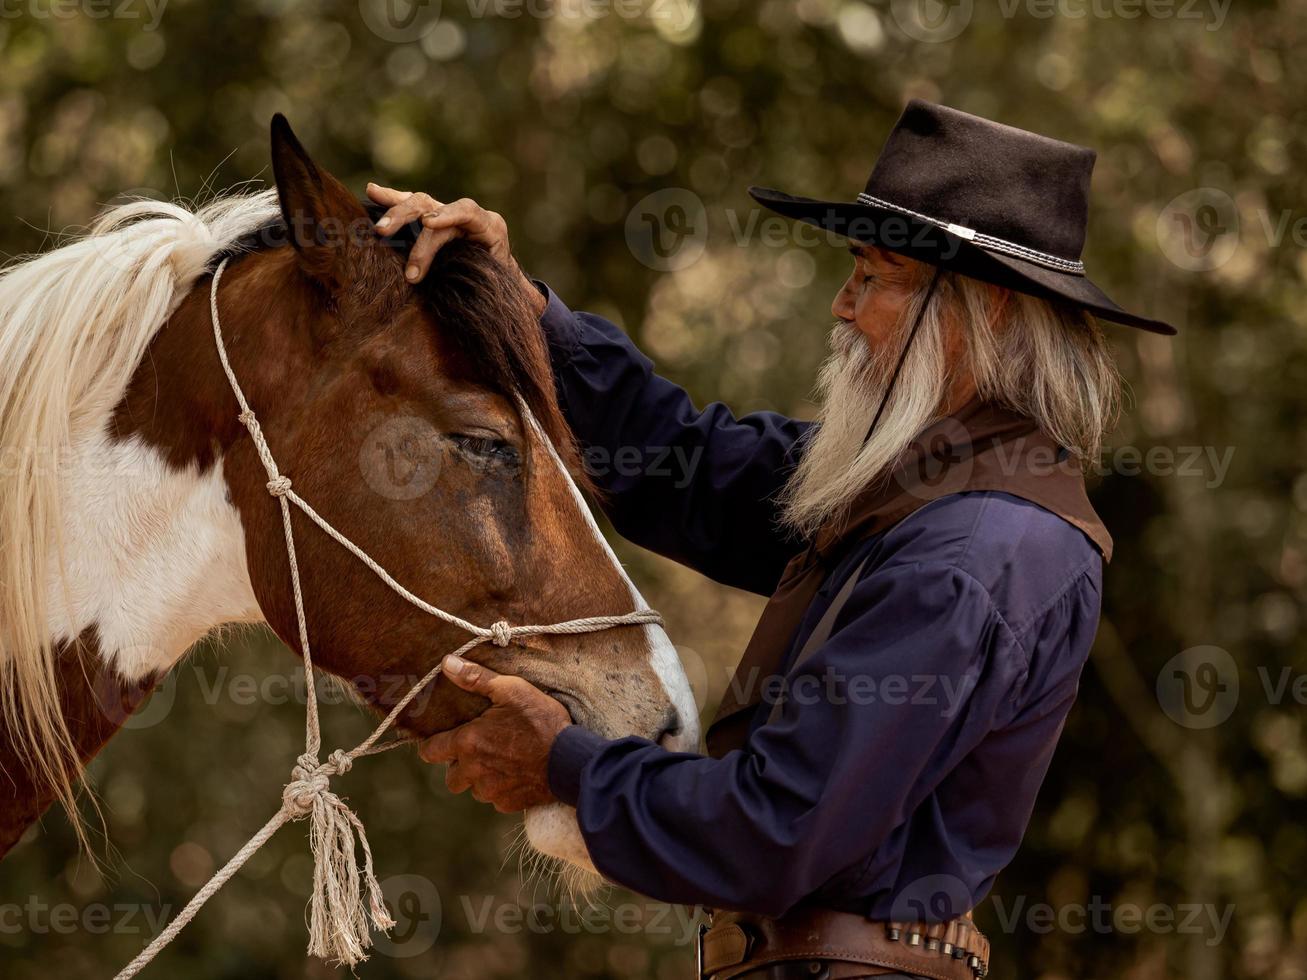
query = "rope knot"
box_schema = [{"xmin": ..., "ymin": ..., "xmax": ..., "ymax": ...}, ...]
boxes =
[
  {"xmin": 283, "ymin": 753, "xmax": 330, "ymax": 820},
  {"xmin": 489, "ymin": 621, "xmax": 513, "ymax": 647},
  {"xmin": 237, "ymin": 409, "xmax": 257, "ymax": 428},
  {"xmin": 326, "ymin": 749, "xmax": 353, "ymax": 775},
  {"xmin": 266, "ymin": 475, "xmax": 293, "ymax": 497}
]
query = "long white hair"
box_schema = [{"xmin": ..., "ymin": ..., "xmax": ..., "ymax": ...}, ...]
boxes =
[
  {"xmin": 0, "ymin": 190, "xmax": 280, "ymax": 838},
  {"xmin": 780, "ymin": 263, "xmax": 1122, "ymax": 538}
]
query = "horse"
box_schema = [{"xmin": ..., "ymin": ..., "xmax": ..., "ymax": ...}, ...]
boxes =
[{"xmin": 0, "ymin": 116, "xmax": 698, "ymax": 891}]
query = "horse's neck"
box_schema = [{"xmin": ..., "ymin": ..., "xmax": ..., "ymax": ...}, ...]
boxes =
[
  {"xmin": 1, "ymin": 286, "xmax": 263, "ymax": 857},
  {"xmin": 47, "ymin": 425, "xmax": 263, "ymax": 680}
]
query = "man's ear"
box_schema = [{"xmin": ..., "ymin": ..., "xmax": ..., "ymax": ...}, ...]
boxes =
[{"xmin": 270, "ymin": 114, "xmax": 371, "ymax": 291}]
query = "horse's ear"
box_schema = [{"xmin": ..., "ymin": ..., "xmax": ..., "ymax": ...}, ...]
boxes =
[{"xmin": 270, "ymin": 114, "xmax": 369, "ymax": 290}]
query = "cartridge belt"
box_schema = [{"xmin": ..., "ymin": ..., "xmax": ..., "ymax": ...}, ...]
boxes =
[{"xmin": 697, "ymin": 907, "xmax": 990, "ymax": 980}]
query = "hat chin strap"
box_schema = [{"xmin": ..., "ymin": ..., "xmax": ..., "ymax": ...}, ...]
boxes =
[{"xmin": 862, "ymin": 265, "xmax": 944, "ymax": 444}]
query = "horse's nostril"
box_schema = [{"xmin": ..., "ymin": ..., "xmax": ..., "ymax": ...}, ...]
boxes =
[{"xmin": 655, "ymin": 707, "xmax": 683, "ymax": 748}]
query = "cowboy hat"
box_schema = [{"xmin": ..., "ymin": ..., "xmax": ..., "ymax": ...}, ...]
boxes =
[{"xmin": 749, "ymin": 99, "xmax": 1176, "ymax": 335}]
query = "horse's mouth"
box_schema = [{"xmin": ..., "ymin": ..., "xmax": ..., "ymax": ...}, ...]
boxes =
[
  {"xmin": 522, "ymin": 801, "xmax": 603, "ymax": 893},
  {"xmin": 542, "ymin": 687, "xmax": 584, "ymax": 725}
]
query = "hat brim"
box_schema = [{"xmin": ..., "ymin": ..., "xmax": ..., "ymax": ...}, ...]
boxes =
[{"xmin": 748, "ymin": 187, "xmax": 1177, "ymax": 335}]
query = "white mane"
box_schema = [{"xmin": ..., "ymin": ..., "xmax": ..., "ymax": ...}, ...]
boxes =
[{"xmin": 0, "ymin": 190, "xmax": 280, "ymax": 829}]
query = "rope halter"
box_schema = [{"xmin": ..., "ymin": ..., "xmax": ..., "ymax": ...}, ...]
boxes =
[{"xmin": 114, "ymin": 257, "xmax": 664, "ymax": 978}]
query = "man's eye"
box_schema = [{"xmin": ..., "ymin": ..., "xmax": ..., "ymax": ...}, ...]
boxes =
[{"xmin": 450, "ymin": 434, "xmax": 519, "ymax": 464}]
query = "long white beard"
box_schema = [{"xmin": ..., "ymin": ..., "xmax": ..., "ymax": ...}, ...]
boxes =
[{"xmin": 780, "ymin": 319, "xmax": 946, "ymax": 538}]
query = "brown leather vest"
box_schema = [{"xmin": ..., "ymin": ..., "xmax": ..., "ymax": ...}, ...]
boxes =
[{"xmin": 705, "ymin": 398, "xmax": 1111, "ymax": 758}]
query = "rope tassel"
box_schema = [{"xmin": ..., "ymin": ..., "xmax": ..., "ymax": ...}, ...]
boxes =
[{"xmin": 283, "ymin": 752, "xmax": 395, "ymax": 967}]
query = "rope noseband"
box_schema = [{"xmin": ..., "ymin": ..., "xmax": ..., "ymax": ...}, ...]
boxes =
[{"xmin": 114, "ymin": 258, "xmax": 662, "ymax": 976}]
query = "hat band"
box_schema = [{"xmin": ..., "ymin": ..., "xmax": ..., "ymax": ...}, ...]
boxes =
[{"xmin": 856, "ymin": 192, "xmax": 1086, "ymax": 275}]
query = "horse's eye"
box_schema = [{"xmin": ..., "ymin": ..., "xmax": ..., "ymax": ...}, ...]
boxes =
[{"xmin": 449, "ymin": 434, "xmax": 519, "ymax": 464}]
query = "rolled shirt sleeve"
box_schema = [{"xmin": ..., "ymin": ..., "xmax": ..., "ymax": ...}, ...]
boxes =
[
  {"xmin": 535, "ymin": 283, "xmax": 810, "ymax": 596},
  {"xmin": 546, "ymin": 560, "xmax": 1041, "ymax": 917}
]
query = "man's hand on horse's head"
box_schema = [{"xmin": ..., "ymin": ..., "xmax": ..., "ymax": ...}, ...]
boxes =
[
  {"xmin": 419, "ymin": 655, "xmax": 571, "ymax": 814},
  {"xmin": 366, "ymin": 184, "xmax": 546, "ymax": 317}
]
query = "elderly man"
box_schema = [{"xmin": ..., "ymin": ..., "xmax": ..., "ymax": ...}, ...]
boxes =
[{"xmin": 370, "ymin": 100, "xmax": 1174, "ymax": 979}]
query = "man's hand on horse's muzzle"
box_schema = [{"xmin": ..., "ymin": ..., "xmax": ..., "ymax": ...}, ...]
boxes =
[{"xmin": 419, "ymin": 655, "xmax": 571, "ymax": 813}]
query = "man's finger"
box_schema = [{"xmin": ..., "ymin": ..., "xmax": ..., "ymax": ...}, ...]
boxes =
[
  {"xmin": 470, "ymin": 776, "xmax": 506, "ymax": 805},
  {"xmin": 405, "ymin": 225, "xmax": 462, "ymax": 282},
  {"xmin": 445, "ymin": 760, "xmax": 472, "ymax": 795},
  {"xmin": 365, "ymin": 183, "xmax": 411, "ymax": 207},
  {"xmin": 374, "ymin": 190, "xmax": 444, "ymax": 236},
  {"xmin": 420, "ymin": 200, "xmax": 499, "ymax": 249},
  {"xmin": 419, "ymin": 728, "xmax": 458, "ymax": 763},
  {"xmin": 441, "ymin": 654, "xmax": 513, "ymax": 700}
]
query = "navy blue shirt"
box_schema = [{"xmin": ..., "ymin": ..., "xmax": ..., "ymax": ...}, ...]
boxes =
[{"xmin": 538, "ymin": 286, "xmax": 1104, "ymax": 919}]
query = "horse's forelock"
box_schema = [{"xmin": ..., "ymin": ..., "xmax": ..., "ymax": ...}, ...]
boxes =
[{"xmin": 411, "ymin": 240, "xmax": 591, "ymax": 489}]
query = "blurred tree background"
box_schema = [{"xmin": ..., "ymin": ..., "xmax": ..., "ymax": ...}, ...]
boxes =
[{"xmin": 1, "ymin": 0, "xmax": 1305, "ymax": 977}]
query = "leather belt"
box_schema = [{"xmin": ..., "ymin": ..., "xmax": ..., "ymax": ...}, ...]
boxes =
[{"xmin": 697, "ymin": 907, "xmax": 990, "ymax": 980}]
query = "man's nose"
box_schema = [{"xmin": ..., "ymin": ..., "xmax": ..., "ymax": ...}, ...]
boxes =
[{"xmin": 831, "ymin": 281, "xmax": 855, "ymax": 322}]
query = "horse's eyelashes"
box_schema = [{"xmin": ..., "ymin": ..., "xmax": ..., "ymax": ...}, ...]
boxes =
[{"xmin": 449, "ymin": 434, "xmax": 520, "ymax": 466}]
